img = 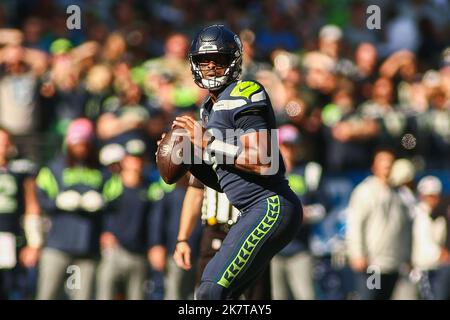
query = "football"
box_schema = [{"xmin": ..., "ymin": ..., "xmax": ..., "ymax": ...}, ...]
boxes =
[{"xmin": 156, "ymin": 127, "xmax": 191, "ymax": 184}]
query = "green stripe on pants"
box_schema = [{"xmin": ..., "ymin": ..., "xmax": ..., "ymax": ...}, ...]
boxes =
[{"xmin": 217, "ymin": 195, "xmax": 281, "ymax": 288}]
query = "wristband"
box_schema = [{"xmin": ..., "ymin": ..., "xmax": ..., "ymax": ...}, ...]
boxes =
[
  {"xmin": 207, "ymin": 138, "xmax": 241, "ymax": 160},
  {"xmin": 176, "ymin": 239, "xmax": 188, "ymax": 244}
]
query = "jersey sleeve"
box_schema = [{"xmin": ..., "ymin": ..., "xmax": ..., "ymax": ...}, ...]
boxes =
[
  {"xmin": 189, "ymin": 162, "xmax": 222, "ymax": 192},
  {"xmin": 35, "ymin": 164, "xmax": 59, "ymax": 214}
]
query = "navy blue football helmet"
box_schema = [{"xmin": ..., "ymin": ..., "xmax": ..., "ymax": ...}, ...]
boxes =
[{"xmin": 189, "ymin": 24, "xmax": 243, "ymax": 90}]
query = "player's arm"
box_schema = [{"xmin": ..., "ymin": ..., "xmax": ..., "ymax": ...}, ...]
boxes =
[
  {"xmin": 23, "ymin": 177, "xmax": 42, "ymax": 244},
  {"xmin": 157, "ymin": 126, "xmax": 222, "ymax": 192},
  {"xmin": 233, "ymin": 128, "xmax": 273, "ymax": 175},
  {"xmin": 21, "ymin": 176, "xmax": 43, "ymax": 268},
  {"xmin": 173, "ymin": 113, "xmax": 275, "ymax": 176},
  {"xmin": 23, "ymin": 47, "xmax": 48, "ymax": 76},
  {"xmin": 173, "ymin": 177, "xmax": 204, "ymax": 270},
  {"xmin": 189, "ymin": 162, "xmax": 222, "ymax": 192}
]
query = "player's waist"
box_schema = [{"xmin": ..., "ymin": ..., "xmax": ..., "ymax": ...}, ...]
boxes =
[
  {"xmin": 218, "ymin": 174, "xmax": 289, "ymax": 210},
  {"xmin": 202, "ymin": 216, "xmax": 236, "ymax": 232}
]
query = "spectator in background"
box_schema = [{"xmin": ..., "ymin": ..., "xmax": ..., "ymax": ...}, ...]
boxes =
[
  {"xmin": 412, "ymin": 176, "xmax": 449, "ymax": 299},
  {"xmin": 389, "ymin": 158, "xmax": 417, "ymax": 299},
  {"xmin": 141, "ymin": 32, "xmax": 199, "ymax": 114},
  {"xmin": 269, "ymin": 50, "xmax": 323, "ymax": 162},
  {"xmin": 84, "ymin": 64, "xmax": 114, "ymax": 121},
  {"xmin": 353, "ymin": 42, "xmax": 378, "ymax": 105},
  {"xmin": 302, "ymin": 50, "xmax": 337, "ymax": 111},
  {"xmin": 240, "ymin": 29, "xmax": 270, "ymax": 81},
  {"xmin": 420, "ymin": 86, "xmax": 450, "ymax": 169},
  {"xmin": 39, "ymin": 39, "xmax": 99, "ymax": 142},
  {"xmin": 402, "ymin": 74, "xmax": 428, "ymax": 113},
  {"xmin": 358, "ymin": 77, "xmax": 408, "ymax": 152},
  {"xmin": 317, "ymin": 25, "xmax": 343, "ymax": 61},
  {"xmin": 271, "ymin": 125, "xmax": 326, "ymax": 300},
  {"xmin": 98, "ymin": 143, "xmax": 126, "ymax": 176},
  {"xmin": 0, "ymin": 127, "xmax": 41, "ymax": 299},
  {"xmin": 21, "ymin": 16, "xmax": 47, "ymax": 51},
  {"xmin": 100, "ymin": 32, "xmax": 127, "ymax": 66},
  {"xmin": 0, "ymin": 31, "xmax": 47, "ymax": 160},
  {"xmin": 96, "ymin": 82, "xmax": 150, "ymax": 151},
  {"xmin": 97, "ymin": 141, "xmax": 153, "ymax": 300},
  {"xmin": 322, "ymin": 87, "xmax": 379, "ymax": 171},
  {"xmin": 346, "ymin": 148, "xmax": 412, "ymax": 300},
  {"xmin": 110, "ymin": 1, "xmax": 148, "ymax": 64},
  {"xmin": 36, "ymin": 118, "xmax": 105, "ymax": 300},
  {"xmin": 390, "ymin": 158, "xmax": 417, "ymax": 217},
  {"xmin": 430, "ymin": 186, "xmax": 450, "ymax": 300},
  {"xmin": 149, "ymin": 174, "xmax": 202, "ymax": 300},
  {"xmin": 254, "ymin": 68, "xmax": 287, "ymax": 117},
  {"xmin": 379, "ymin": 50, "xmax": 418, "ymax": 107}
]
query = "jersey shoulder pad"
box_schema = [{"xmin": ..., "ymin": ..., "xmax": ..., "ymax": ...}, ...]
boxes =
[
  {"xmin": 213, "ymin": 81, "xmax": 268, "ymax": 115},
  {"xmin": 227, "ymin": 80, "xmax": 266, "ymax": 102}
]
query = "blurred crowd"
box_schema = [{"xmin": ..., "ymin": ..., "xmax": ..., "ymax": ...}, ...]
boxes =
[{"xmin": 0, "ymin": 0, "xmax": 449, "ymax": 300}]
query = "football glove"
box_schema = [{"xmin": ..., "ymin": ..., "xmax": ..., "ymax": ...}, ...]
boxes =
[{"xmin": 55, "ymin": 190, "xmax": 81, "ymax": 211}]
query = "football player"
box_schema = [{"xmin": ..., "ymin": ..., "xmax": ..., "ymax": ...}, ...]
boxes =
[
  {"xmin": 0, "ymin": 127, "xmax": 41, "ymax": 299},
  {"xmin": 172, "ymin": 24, "xmax": 303, "ymax": 299}
]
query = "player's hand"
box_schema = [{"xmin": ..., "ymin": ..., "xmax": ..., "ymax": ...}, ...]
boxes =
[
  {"xmin": 155, "ymin": 133, "xmax": 166, "ymax": 159},
  {"xmin": 19, "ymin": 246, "xmax": 40, "ymax": 268},
  {"xmin": 332, "ymin": 122, "xmax": 353, "ymax": 142},
  {"xmin": 148, "ymin": 245, "xmax": 167, "ymax": 272},
  {"xmin": 439, "ymin": 248, "xmax": 450, "ymax": 264},
  {"xmin": 350, "ymin": 257, "xmax": 369, "ymax": 272},
  {"xmin": 156, "ymin": 133, "xmax": 166, "ymax": 146},
  {"xmin": 174, "ymin": 241, "xmax": 192, "ymax": 270},
  {"xmin": 100, "ymin": 232, "xmax": 118, "ymax": 250},
  {"xmin": 172, "ymin": 116, "xmax": 207, "ymax": 149}
]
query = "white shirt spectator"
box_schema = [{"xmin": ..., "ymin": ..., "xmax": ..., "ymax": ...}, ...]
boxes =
[{"xmin": 412, "ymin": 202, "xmax": 447, "ymax": 270}]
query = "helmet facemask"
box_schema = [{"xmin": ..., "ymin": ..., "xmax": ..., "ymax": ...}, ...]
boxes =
[{"xmin": 190, "ymin": 52, "xmax": 242, "ymax": 91}]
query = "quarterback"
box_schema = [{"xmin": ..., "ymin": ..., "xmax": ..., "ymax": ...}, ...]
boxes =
[{"xmin": 172, "ymin": 24, "xmax": 303, "ymax": 299}]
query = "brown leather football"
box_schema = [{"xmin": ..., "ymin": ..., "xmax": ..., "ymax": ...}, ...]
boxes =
[{"xmin": 156, "ymin": 128, "xmax": 191, "ymax": 184}]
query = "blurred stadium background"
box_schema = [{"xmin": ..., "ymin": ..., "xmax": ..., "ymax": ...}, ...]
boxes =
[{"xmin": 0, "ymin": 0, "xmax": 449, "ymax": 300}]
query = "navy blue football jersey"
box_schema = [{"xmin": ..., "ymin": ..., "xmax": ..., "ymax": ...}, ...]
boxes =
[
  {"xmin": 0, "ymin": 159, "xmax": 37, "ymax": 233},
  {"xmin": 36, "ymin": 157, "xmax": 106, "ymax": 255},
  {"xmin": 102, "ymin": 174, "xmax": 154, "ymax": 254},
  {"xmin": 200, "ymin": 80, "xmax": 288, "ymax": 211}
]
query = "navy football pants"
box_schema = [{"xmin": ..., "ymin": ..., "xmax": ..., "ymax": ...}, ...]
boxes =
[{"xmin": 196, "ymin": 192, "xmax": 302, "ymax": 300}]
